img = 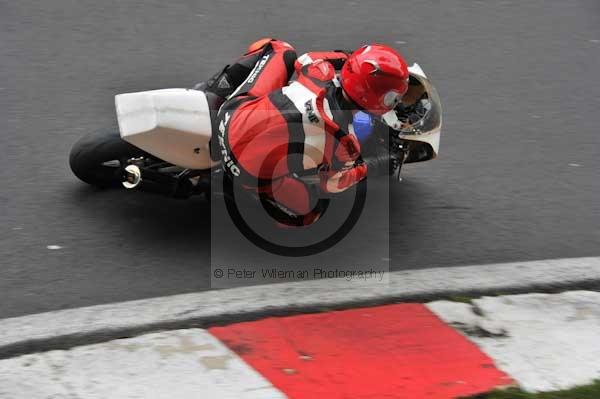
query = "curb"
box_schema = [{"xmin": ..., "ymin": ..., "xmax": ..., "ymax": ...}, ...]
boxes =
[
  {"xmin": 1, "ymin": 256, "xmax": 599, "ymax": 359},
  {"xmin": 2, "ymin": 291, "xmax": 600, "ymax": 397},
  {"xmin": 0, "ymin": 304, "xmax": 515, "ymax": 399}
]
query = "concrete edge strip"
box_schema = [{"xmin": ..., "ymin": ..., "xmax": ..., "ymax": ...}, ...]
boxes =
[{"xmin": 1, "ymin": 256, "xmax": 599, "ymax": 359}]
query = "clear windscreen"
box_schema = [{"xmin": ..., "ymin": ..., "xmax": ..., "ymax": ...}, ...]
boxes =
[{"xmin": 395, "ymin": 74, "xmax": 442, "ymax": 136}]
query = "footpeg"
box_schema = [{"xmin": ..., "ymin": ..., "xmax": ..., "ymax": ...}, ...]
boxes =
[{"xmin": 122, "ymin": 165, "xmax": 142, "ymax": 189}]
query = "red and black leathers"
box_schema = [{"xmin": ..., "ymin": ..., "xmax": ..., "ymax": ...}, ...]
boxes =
[{"xmin": 216, "ymin": 39, "xmax": 367, "ymax": 225}]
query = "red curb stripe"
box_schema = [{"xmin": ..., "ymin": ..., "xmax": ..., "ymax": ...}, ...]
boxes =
[{"xmin": 210, "ymin": 304, "xmax": 513, "ymax": 399}]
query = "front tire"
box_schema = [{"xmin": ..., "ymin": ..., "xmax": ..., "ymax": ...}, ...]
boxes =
[{"xmin": 69, "ymin": 129, "xmax": 147, "ymax": 188}]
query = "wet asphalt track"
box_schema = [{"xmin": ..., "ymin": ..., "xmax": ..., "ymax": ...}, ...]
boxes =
[{"xmin": 1, "ymin": 1, "xmax": 599, "ymax": 318}]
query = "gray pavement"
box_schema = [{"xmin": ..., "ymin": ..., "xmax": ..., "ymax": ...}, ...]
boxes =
[{"xmin": 1, "ymin": 1, "xmax": 599, "ymax": 318}]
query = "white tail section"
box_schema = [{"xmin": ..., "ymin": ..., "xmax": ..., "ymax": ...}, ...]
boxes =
[{"xmin": 115, "ymin": 89, "xmax": 217, "ymax": 169}]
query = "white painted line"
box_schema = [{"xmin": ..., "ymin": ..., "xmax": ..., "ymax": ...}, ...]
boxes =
[
  {"xmin": 1, "ymin": 257, "xmax": 599, "ymax": 357},
  {"xmin": 428, "ymin": 291, "xmax": 600, "ymax": 392},
  {"xmin": 0, "ymin": 329, "xmax": 285, "ymax": 399}
]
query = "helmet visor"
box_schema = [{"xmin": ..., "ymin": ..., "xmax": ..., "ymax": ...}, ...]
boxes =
[{"xmin": 382, "ymin": 90, "xmax": 403, "ymax": 110}]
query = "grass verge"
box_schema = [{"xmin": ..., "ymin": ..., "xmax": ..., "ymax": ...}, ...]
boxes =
[{"xmin": 464, "ymin": 380, "xmax": 600, "ymax": 398}]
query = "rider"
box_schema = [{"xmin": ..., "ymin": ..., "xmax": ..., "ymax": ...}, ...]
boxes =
[{"xmin": 204, "ymin": 38, "xmax": 409, "ymax": 226}]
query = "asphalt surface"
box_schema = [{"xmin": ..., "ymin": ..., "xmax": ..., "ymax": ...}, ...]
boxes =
[{"xmin": 1, "ymin": 1, "xmax": 599, "ymax": 319}]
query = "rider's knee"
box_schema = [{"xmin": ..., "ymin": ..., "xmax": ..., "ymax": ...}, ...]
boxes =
[{"xmin": 246, "ymin": 38, "xmax": 273, "ymax": 54}]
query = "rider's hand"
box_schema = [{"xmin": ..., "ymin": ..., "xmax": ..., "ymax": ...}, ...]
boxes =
[
  {"xmin": 334, "ymin": 133, "xmax": 361, "ymax": 164},
  {"xmin": 319, "ymin": 162, "xmax": 367, "ymax": 194}
]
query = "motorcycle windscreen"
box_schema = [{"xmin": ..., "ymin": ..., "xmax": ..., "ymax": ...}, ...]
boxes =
[
  {"xmin": 210, "ymin": 108, "xmax": 390, "ymax": 290},
  {"xmin": 395, "ymin": 73, "xmax": 443, "ymax": 161}
]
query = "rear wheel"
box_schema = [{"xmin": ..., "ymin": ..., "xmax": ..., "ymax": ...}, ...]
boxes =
[{"xmin": 69, "ymin": 129, "xmax": 148, "ymax": 188}]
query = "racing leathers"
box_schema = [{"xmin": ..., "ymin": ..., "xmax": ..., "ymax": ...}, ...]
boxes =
[{"xmin": 213, "ymin": 39, "xmax": 367, "ymax": 226}]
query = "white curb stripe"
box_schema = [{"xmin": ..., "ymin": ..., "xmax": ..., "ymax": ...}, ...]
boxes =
[
  {"xmin": 1, "ymin": 256, "xmax": 599, "ymax": 357},
  {"xmin": 0, "ymin": 329, "xmax": 285, "ymax": 399},
  {"xmin": 428, "ymin": 291, "xmax": 600, "ymax": 392}
]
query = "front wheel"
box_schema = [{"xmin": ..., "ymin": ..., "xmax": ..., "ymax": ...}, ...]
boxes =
[{"xmin": 69, "ymin": 129, "xmax": 148, "ymax": 188}]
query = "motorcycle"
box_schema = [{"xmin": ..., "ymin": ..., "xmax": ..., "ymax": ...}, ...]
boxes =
[{"xmin": 69, "ymin": 63, "xmax": 442, "ymax": 205}]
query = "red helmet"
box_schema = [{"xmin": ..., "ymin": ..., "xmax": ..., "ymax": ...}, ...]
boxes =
[{"xmin": 341, "ymin": 44, "xmax": 409, "ymax": 116}]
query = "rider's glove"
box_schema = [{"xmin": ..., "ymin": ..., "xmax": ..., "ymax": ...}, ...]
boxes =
[
  {"xmin": 319, "ymin": 161, "xmax": 367, "ymax": 194},
  {"xmin": 334, "ymin": 133, "xmax": 361, "ymax": 164},
  {"xmin": 320, "ymin": 133, "xmax": 366, "ymax": 194}
]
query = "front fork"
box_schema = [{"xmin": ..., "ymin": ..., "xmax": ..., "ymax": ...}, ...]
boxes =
[{"xmin": 391, "ymin": 140, "xmax": 410, "ymax": 181}]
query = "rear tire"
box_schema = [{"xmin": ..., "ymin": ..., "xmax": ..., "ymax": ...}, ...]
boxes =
[{"xmin": 69, "ymin": 129, "xmax": 148, "ymax": 188}]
